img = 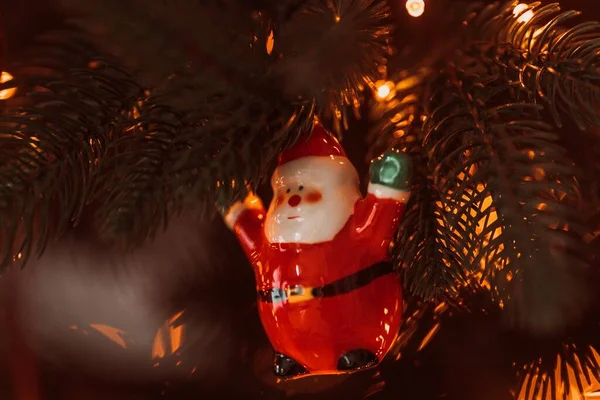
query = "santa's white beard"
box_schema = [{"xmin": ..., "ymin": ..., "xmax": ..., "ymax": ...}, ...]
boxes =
[{"xmin": 264, "ymin": 184, "xmax": 360, "ymax": 244}]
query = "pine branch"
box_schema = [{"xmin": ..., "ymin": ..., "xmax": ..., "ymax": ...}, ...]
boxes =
[
  {"xmin": 512, "ymin": 216, "xmax": 600, "ymax": 400},
  {"xmin": 366, "ymin": 67, "xmax": 430, "ymax": 161},
  {"xmin": 422, "ymin": 50, "xmax": 591, "ymax": 334},
  {"xmin": 57, "ymin": 0, "xmax": 391, "ymax": 112},
  {"xmin": 84, "ymin": 0, "xmax": 392, "ymax": 244},
  {"xmin": 396, "ymin": 169, "xmax": 471, "ymax": 301},
  {"xmin": 516, "ymin": 341, "xmax": 600, "ymax": 400},
  {"xmin": 273, "ymin": 0, "xmax": 392, "ymax": 129},
  {"xmin": 93, "ymin": 92, "xmax": 314, "ymax": 247},
  {"xmin": 91, "ymin": 102, "xmax": 183, "ymax": 248},
  {"xmin": 0, "ymin": 22, "xmax": 98, "ymax": 108},
  {"xmin": 366, "ymin": 0, "xmax": 599, "ymax": 333},
  {"xmin": 366, "ymin": 68, "xmax": 471, "ymax": 301},
  {"xmin": 0, "ymin": 24, "xmax": 143, "ymax": 269},
  {"xmin": 91, "ymin": 65, "xmax": 316, "ymax": 246},
  {"xmin": 462, "ymin": 2, "xmax": 600, "ymax": 212},
  {"xmin": 467, "ymin": 0, "xmax": 600, "ymax": 131}
]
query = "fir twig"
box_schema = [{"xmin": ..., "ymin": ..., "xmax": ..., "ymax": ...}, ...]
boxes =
[
  {"xmin": 0, "ymin": 23, "xmax": 97, "ymax": 108},
  {"xmin": 367, "ymin": 67, "xmax": 471, "ymax": 301},
  {"xmin": 513, "ymin": 212, "xmax": 600, "ymax": 400},
  {"xmin": 516, "ymin": 342, "xmax": 600, "ymax": 400},
  {"xmin": 85, "ymin": 0, "xmax": 392, "ymax": 244},
  {"xmin": 92, "ymin": 102, "xmax": 182, "ymax": 247},
  {"xmin": 0, "ymin": 30, "xmax": 142, "ymax": 270},
  {"xmin": 367, "ymin": 67, "xmax": 430, "ymax": 160},
  {"xmin": 94, "ymin": 93, "xmax": 314, "ymax": 247},
  {"xmin": 467, "ymin": 0, "xmax": 600, "ymax": 131},
  {"xmin": 396, "ymin": 168, "xmax": 470, "ymax": 301},
  {"xmin": 424, "ymin": 51, "xmax": 590, "ymax": 334},
  {"xmin": 273, "ymin": 0, "xmax": 392, "ymax": 130},
  {"xmin": 57, "ymin": 0, "xmax": 392, "ymax": 119}
]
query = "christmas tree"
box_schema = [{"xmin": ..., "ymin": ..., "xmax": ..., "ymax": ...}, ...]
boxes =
[{"xmin": 1, "ymin": 0, "xmax": 600, "ymax": 399}]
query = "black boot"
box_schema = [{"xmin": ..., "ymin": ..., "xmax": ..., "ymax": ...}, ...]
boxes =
[
  {"xmin": 273, "ymin": 353, "xmax": 308, "ymax": 379},
  {"xmin": 337, "ymin": 349, "xmax": 378, "ymax": 371}
]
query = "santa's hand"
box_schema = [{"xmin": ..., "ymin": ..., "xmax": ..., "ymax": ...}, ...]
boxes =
[
  {"xmin": 215, "ymin": 183, "xmax": 265, "ymax": 230},
  {"xmin": 369, "ymin": 149, "xmax": 413, "ymax": 191}
]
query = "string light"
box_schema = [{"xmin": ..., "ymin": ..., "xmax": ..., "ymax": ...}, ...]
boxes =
[
  {"xmin": 0, "ymin": 71, "xmax": 16, "ymax": 100},
  {"xmin": 377, "ymin": 85, "xmax": 391, "ymax": 99},
  {"xmin": 375, "ymin": 80, "xmax": 395, "ymax": 101},
  {"xmin": 513, "ymin": 3, "xmax": 534, "ymax": 23},
  {"xmin": 406, "ymin": 0, "xmax": 425, "ymax": 18}
]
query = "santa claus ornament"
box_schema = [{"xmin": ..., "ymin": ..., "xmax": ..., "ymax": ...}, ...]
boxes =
[{"xmin": 218, "ymin": 121, "xmax": 412, "ymax": 379}]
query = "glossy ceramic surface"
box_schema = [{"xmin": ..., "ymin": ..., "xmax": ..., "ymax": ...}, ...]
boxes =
[{"xmin": 226, "ymin": 122, "xmax": 408, "ymax": 377}]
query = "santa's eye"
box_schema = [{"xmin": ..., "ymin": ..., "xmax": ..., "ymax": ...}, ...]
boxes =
[
  {"xmin": 298, "ymin": 185, "xmax": 304, "ymax": 191},
  {"xmin": 286, "ymin": 188, "xmax": 291, "ymax": 193}
]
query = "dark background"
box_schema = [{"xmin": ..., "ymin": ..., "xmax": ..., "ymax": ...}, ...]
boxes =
[{"xmin": 1, "ymin": 0, "xmax": 600, "ymax": 399}]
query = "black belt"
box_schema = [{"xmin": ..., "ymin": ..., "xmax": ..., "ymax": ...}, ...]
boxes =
[{"xmin": 257, "ymin": 262, "xmax": 395, "ymax": 304}]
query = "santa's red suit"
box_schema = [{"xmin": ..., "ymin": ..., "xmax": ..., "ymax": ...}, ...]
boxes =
[{"xmin": 223, "ymin": 123, "xmax": 410, "ymax": 376}]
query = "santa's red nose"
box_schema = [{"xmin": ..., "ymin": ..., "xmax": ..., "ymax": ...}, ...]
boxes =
[{"xmin": 288, "ymin": 195, "xmax": 301, "ymax": 207}]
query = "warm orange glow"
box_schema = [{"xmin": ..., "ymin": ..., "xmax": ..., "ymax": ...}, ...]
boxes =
[
  {"xmin": 152, "ymin": 310, "xmax": 186, "ymax": 360},
  {"xmin": 517, "ymin": 347, "xmax": 600, "ymax": 400},
  {"xmin": 266, "ymin": 30, "xmax": 275, "ymax": 55},
  {"xmin": 375, "ymin": 81, "xmax": 395, "ymax": 101},
  {"xmin": 152, "ymin": 328, "xmax": 166, "ymax": 359},
  {"xmin": 513, "ymin": 4, "xmax": 534, "ymax": 23},
  {"xmin": 170, "ymin": 324, "xmax": 183, "ymax": 354},
  {"xmin": 170, "ymin": 310, "xmax": 184, "ymax": 324},
  {"xmin": 417, "ymin": 323, "xmax": 440, "ymax": 351},
  {"xmin": 89, "ymin": 324, "xmax": 128, "ymax": 348},
  {"xmin": 406, "ymin": 0, "xmax": 425, "ymax": 17},
  {"xmin": 0, "ymin": 71, "xmax": 17, "ymax": 100},
  {"xmin": 438, "ymin": 177, "xmax": 504, "ymax": 294},
  {"xmin": 377, "ymin": 84, "xmax": 391, "ymax": 99}
]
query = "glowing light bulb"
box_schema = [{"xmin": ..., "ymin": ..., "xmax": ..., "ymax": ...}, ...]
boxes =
[
  {"xmin": 377, "ymin": 84, "xmax": 391, "ymax": 99},
  {"xmin": 0, "ymin": 71, "xmax": 17, "ymax": 100},
  {"xmin": 375, "ymin": 81, "xmax": 395, "ymax": 101},
  {"xmin": 513, "ymin": 3, "xmax": 534, "ymax": 23},
  {"xmin": 513, "ymin": 3, "xmax": 528, "ymax": 14},
  {"xmin": 406, "ymin": 0, "xmax": 425, "ymax": 18}
]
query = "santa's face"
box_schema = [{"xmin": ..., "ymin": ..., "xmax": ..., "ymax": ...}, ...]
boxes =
[{"xmin": 264, "ymin": 156, "xmax": 361, "ymax": 244}]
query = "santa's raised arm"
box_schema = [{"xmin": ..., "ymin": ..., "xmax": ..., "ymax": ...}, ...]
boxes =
[
  {"xmin": 352, "ymin": 149, "xmax": 413, "ymax": 258},
  {"xmin": 219, "ymin": 191, "xmax": 266, "ymax": 260}
]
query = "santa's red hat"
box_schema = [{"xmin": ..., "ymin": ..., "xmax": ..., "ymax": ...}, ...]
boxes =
[
  {"xmin": 278, "ymin": 122, "xmax": 348, "ymax": 167},
  {"xmin": 273, "ymin": 122, "xmax": 358, "ymax": 185}
]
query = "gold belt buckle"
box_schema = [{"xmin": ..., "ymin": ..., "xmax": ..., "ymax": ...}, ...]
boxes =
[{"xmin": 286, "ymin": 285, "xmax": 315, "ymax": 304}]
